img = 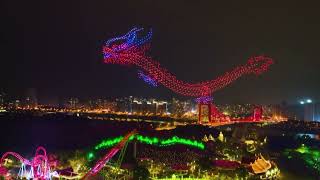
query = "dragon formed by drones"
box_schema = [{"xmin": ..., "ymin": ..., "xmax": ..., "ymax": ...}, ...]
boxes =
[{"xmin": 102, "ymin": 27, "xmax": 273, "ymax": 102}]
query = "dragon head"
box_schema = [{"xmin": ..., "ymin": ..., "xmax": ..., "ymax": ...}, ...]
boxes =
[
  {"xmin": 246, "ymin": 55, "xmax": 274, "ymax": 75},
  {"xmin": 102, "ymin": 27, "xmax": 152, "ymax": 65}
]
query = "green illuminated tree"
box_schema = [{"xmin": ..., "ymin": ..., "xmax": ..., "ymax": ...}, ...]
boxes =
[{"xmin": 67, "ymin": 150, "xmax": 89, "ymax": 174}]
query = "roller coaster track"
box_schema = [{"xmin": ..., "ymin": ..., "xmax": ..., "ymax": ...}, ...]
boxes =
[
  {"xmin": 82, "ymin": 130, "xmax": 137, "ymax": 179},
  {"xmin": 0, "ymin": 146, "xmax": 51, "ymax": 179}
]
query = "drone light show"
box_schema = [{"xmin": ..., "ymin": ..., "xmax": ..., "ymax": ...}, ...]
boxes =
[
  {"xmin": 102, "ymin": 27, "xmax": 273, "ymax": 123},
  {"xmin": 138, "ymin": 70, "xmax": 158, "ymax": 87},
  {"xmin": 102, "ymin": 27, "xmax": 273, "ymax": 98}
]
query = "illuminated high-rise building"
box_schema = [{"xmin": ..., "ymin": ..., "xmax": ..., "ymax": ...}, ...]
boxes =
[
  {"xmin": 170, "ymin": 98, "xmax": 184, "ymax": 117},
  {"xmin": 67, "ymin": 98, "xmax": 79, "ymax": 109},
  {"xmin": 14, "ymin": 99, "xmax": 21, "ymax": 109},
  {"xmin": 0, "ymin": 92, "xmax": 5, "ymax": 108},
  {"xmin": 25, "ymin": 88, "xmax": 38, "ymax": 108},
  {"xmin": 315, "ymin": 103, "xmax": 320, "ymax": 122},
  {"xmin": 116, "ymin": 97, "xmax": 132, "ymax": 113},
  {"xmin": 304, "ymin": 102, "xmax": 320, "ymax": 122}
]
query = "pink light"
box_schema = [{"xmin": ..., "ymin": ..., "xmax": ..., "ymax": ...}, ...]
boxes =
[
  {"xmin": 83, "ymin": 130, "xmax": 137, "ymax": 178},
  {"xmin": 103, "ymin": 28, "xmax": 274, "ymax": 124},
  {"xmin": 0, "ymin": 146, "xmax": 51, "ymax": 179},
  {"xmin": 103, "ymin": 29, "xmax": 273, "ymax": 97}
]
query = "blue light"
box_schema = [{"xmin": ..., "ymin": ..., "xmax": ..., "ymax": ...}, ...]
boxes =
[
  {"xmin": 306, "ymin": 99, "xmax": 312, "ymax": 103},
  {"xmin": 105, "ymin": 27, "xmax": 141, "ymax": 46},
  {"xmin": 300, "ymin": 101, "xmax": 305, "ymax": 105},
  {"xmin": 138, "ymin": 70, "xmax": 158, "ymax": 87},
  {"xmin": 103, "ymin": 27, "xmax": 152, "ymax": 60},
  {"xmin": 195, "ymin": 96, "xmax": 213, "ymax": 103},
  {"xmin": 105, "ymin": 27, "xmax": 152, "ymax": 49}
]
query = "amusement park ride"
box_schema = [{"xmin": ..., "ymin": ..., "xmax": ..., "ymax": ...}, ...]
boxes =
[
  {"xmin": 0, "ymin": 146, "xmax": 52, "ymax": 179},
  {"xmin": 82, "ymin": 130, "xmax": 137, "ymax": 179},
  {"xmin": 0, "ymin": 28, "xmax": 274, "ymax": 179},
  {"xmin": 0, "ymin": 132, "xmax": 137, "ymax": 179},
  {"xmin": 0, "ymin": 131, "xmax": 206, "ymax": 179},
  {"xmin": 102, "ymin": 27, "xmax": 273, "ymax": 123}
]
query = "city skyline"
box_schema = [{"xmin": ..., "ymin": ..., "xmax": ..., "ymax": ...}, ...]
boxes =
[
  {"xmin": 1, "ymin": 88, "xmax": 319, "ymax": 106},
  {"xmin": 2, "ymin": 1, "xmax": 320, "ymax": 104},
  {"xmin": 0, "ymin": 88, "xmax": 320, "ymax": 105},
  {"xmin": 1, "ymin": 1, "xmax": 320, "ymax": 179}
]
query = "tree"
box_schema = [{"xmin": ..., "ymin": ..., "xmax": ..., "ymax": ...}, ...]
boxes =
[
  {"xmin": 133, "ymin": 166, "xmax": 150, "ymax": 180},
  {"xmin": 237, "ymin": 166, "xmax": 248, "ymax": 179},
  {"xmin": 197, "ymin": 156, "xmax": 212, "ymax": 171},
  {"xmin": 68, "ymin": 150, "xmax": 89, "ymax": 174}
]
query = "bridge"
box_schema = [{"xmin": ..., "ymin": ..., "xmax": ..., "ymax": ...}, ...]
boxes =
[{"xmin": 102, "ymin": 27, "xmax": 273, "ymax": 124}]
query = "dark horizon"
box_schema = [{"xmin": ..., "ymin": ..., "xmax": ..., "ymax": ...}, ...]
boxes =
[
  {"xmin": 2, "ymin": 1, "xmax": 320, "ymax": 104},
  {"xmin": 0, "ymin": 88, "xmax": 315, "ymax": 106}
]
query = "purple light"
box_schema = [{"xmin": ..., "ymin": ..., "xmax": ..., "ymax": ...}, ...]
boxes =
[
  {"xmin": 195, "ymin": 96, "xmax": 213, "ymax": 104},
  {"xmin": 103, "ymin": 27, "xmax": 273, "ymax": 97},
  {"xmin": 138, "ymin": 70, "xmax": 158, "ymax": 87},
  {"xmin": 103, "ymin": 27, "xmax": 152, "ymax": 61}
]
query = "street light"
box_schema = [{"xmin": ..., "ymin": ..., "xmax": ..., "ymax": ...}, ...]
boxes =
[
  {"xmin": 300, "ymin": 99, "xmax": 312, "ymax": 104},
  {"xmin": 300, "ymin": 98, "xmax": 315, "ymax": 121},
  {"xmin": 306, "ymin": 99, "xmax": 312, "ymax": 103}
]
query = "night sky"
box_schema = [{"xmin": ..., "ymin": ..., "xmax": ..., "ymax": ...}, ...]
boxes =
[{"xmin": 2, "ymin": 1, "xmax": 320, "ymax": 104}]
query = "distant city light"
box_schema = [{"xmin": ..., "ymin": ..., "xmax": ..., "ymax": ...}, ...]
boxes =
[
  {"xmin": 300, "ymin": 99, "xmax": 313, "ymax": 105},
  {"xmin": 223, "ymin": 111, "xmax": 230, "ymax": 116}
]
